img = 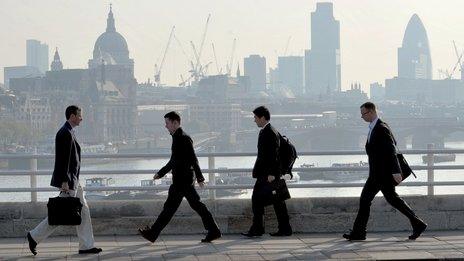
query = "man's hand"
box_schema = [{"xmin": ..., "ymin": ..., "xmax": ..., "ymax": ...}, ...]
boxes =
[
  {"xmin": 153, "ymin": 173, "xmax": 161, "ymax": 180},
  {"xmin": 198, "ymin": 181, "xmax": 205, "ymax": 188},
  {"xmin": 60, "ymin": 182, "xmax": 69, "ymax": 192},
  {"xmin": 267, "ymin": 175, "xmax": 275, "ymax": 183},
  {"xmin": 393, "ymin": 173, "xmax": 402, "ymax": 184}
]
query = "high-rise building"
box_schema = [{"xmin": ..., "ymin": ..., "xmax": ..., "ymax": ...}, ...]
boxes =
[
  {"xmin": 398, "ymin": 14, "xmax": 432, "ymax": 79},
  {"xmin": 3, "ymin": 66, "xmax": 42, "ymax": 88},
  {"xmin": 26, "ymin": 39, "xmax": 49, "ymax": 73},
  {"xmin": 278, "ymin": 56, "xmax": 304, "ymax": 95},
  {"xmin": 244, "ymin": 55, "xmax": 266, "ymax": 91},
  {"xmin": 307, "ymin": 2, "xmax": 341, "ymax": 96},
  {"xmin": 370, "ymin": 82, "xmax": 385, "ymax": 102},
  {"xmin": 304, "ymin": 49, "xmax": 311, "ymax": 94}
]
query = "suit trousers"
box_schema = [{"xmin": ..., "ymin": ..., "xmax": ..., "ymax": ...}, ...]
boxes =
[
  {"xmin": 250, "ymin": 179, "xmax": 291, "ymax": 233},
  {"xmin": 150, "ymin": 184, "xmax": 219, "ymax": 237},
  {"xmin": 29, "ymin": 183, "xmax": 95, "ymax": 250},
  {"xmin": 353, "ymin": 177, "xmax": 421, "ymax": 233}
]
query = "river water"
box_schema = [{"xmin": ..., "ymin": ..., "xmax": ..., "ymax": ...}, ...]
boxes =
[{"xmin": 2, "ymin": 142, "xmax": 464, "ymax": 202}]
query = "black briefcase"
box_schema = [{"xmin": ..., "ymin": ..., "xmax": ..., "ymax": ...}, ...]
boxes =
[
  {"xmin": 47, "ymin": 196, "xmax": 83, "ymax": 225},
  {"xmin": 256, "ymin": 179, "xmax": 291, "ymax": 206},
  {"xmin": 270, "ymin": 179, "xmax": 291, "ymax": 202},
  {"xmin": 394, "ymin": 153, "xmax": 417, "ymax": 186}
]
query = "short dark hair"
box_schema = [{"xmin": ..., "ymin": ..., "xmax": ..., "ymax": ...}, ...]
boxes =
[
  {"xmin": 253, "ymin": 106, "xmax": 270, "ymax": 121},
  {"xmin": 164, "ymin": 111, "xmax": 181, "ymax": 123},
  {"xmin": 65, "ymin": 105, "xmax": 81, "ymax": 120},
  {"xmin": 360, "ymin": 102, "xmax": 376, "ymax": 111}
]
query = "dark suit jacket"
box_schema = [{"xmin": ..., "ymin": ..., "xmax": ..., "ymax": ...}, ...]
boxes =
[
  {"xmin": 157, "ymin": 127, "xmax": 205, "ymax": 185},
  {"xmin": 252, "ymin": 123, "xmax": 280, "ymax": 180},
  {"xmin": 50, "ymin": 121, "xmax": 81, "ymax": 190},
  {"xmin": 365, "ymin": 119, "xmax": 401, "ymax": 182}
]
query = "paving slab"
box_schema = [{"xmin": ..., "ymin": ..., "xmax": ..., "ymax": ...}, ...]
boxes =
[{"xmin": 2, "ymin": 231, "xmax": 464, "ymax": 260}]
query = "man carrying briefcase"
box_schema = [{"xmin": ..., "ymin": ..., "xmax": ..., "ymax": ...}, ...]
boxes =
[
  {"xmin": 242, "ymin": 106, "xmax": 293, "ymax": 238},
  {"xmin": 26, "ymin": 106, "xmax": 102, "ymax": 255}
]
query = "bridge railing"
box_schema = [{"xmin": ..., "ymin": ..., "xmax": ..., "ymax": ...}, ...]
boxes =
[{"xmin": 0, "ymin": 143, "xmax": 462, "ymax": 202}]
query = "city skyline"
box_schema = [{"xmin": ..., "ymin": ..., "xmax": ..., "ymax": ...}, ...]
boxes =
[{"xmin": 1, "ymin": 0, "xmax": 464, "ymax": 93}]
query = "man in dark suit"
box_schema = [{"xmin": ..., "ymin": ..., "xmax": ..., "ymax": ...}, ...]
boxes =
[
  {"xmin": 242, "ymin": 106, "xmax": 292, "ymax": 237},
  {"xmin": 138, "ymin": 111, "xmax": 221, "ymax": 243},
  {"xmin": 27, "ymin": 105, "xmax": 102, "ymax": 255},
  {"xmin": 343, "ymin": 102, "xmax": 427, "ymax": 241}
]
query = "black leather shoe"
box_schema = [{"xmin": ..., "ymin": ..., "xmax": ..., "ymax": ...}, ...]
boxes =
[
  {"xmin": 78, "ymin": 247, "xmax": 102, "ymax": 254},
  {"xmin": 409, "ymin": 221, "xmax": 427, "ymax": 240},
  {"xmin": 138, "ymin": 227, "xmax": 157, "ymax": 243},
  {"xmin": 241, "ymin": 231, "xmax": 264, "ymax": 237},
  {"xmin": 242, "ymin": 230, "xmax": 264, "ymax": 237},
  {"xmin": 201, "ymin": 230, "xmax": 222, "ymax": 242},
  {"xmin": 270, "ymin": 230, "xmax": 292, "ymax": 237},
  {"xmin": 27, "ymin": 232, "xmax": 37, "ymax": 256},
  {"xmin": 342, "ymin": 230, "xmax": 366, "ymax": 241}
]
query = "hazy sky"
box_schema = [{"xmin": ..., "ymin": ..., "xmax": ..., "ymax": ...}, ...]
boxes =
[{"xmin": 1, "ymin": 0, "xmax": 464, "ymax": 92}]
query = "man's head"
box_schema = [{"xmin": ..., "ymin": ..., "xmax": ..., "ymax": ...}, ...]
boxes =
[
  {"xmin": 360, "ymin": 102, "xmax": 378, "ymax": 123},
  {"xmin": 164, "ymin": 111, "xmax": 181, "ymax": 134},
  {"xmin": 65, "ymin": 105, "xmax": 82, "ymax": 127},
  {"xmin": 253, "ymin": 106, "xmax": 270, "ymax": 128}
]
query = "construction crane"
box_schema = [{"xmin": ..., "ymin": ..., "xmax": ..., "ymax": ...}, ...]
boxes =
[
  {"xmin": 448, "ymin": 53, "xmax": 463, "ymax": 79},
  {"xmin": 226, "ymin": 38, "xmax": 237, "ymax": 76},
  {"xmin": 154, "ymin": 26, "xmax": 175, "ymax": 86},
  {"xmin": 195, "ymin": 14, "xmax": 211, "ymax": 73},
  {"xmin": 438, "ymin": 69, "xmax": 451, "ymax": 80},
  {"xmin": 453, "ymin": 40, "xmax": 464, "ymax": 80},
  {"xmin": 211, "ymin": 43, "xmax": 222, "ymax": 74},
  {"xmin": 174, "ymin": 34, "xmax": 194, "ymax": 69},
  {"xmin": 186, "ymin": 14, "xmax": 211, "ymax": 84},
  {"xmin": 283, "ymin": 36, "xmax": 292, "ymax": 56}
]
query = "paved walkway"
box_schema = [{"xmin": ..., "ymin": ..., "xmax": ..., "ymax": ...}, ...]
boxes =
[{"xmin": 2, "ymin": 231, "xmax": 464, "ymax": 260}]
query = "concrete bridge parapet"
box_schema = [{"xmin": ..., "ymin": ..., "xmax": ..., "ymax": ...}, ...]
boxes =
[{"xmin": 1, "ymin": 195, "xmax": 463, "ymax": 237}]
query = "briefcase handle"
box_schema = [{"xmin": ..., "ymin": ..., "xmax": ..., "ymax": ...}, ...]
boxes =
[{"xmin": 59, "ymin": 191, "xmax": 75, "ymax": 198}]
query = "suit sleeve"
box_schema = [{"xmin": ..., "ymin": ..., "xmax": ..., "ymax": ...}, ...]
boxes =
[
  {"xmin": 157, "ymin": 155, "xmax": 173, "ymax": 178},
  {"xmin": 379, "ymin": 126, "xmax": 401, "ymax": 175},
  {"xmin": 186, "ymin": 136, "xmax": 204, "ymax": 183},
  {"xmin": 54, "ymin": 131, "xmax": 73, "ymax": 185}
]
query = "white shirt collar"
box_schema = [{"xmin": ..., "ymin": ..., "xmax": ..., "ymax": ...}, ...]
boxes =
[
  {"xmin": 262, "ymin": 122, "xmax": 270, "ymax": 129},
  {"xmin": 369, "ymin": 117, "xmax": 379, "ymax": 130}
]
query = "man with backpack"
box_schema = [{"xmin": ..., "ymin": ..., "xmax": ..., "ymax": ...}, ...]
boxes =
[{"xmin": 242, "ymin": 106, "xmax": 293, "ymax": 237}]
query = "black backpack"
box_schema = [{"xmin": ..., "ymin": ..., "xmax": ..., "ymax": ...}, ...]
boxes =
[{"xmin": 278, "ymin": 133, "xmax": 298, "ymax": 178}]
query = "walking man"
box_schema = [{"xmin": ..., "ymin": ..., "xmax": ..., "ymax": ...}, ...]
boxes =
[
  {"xmin": 27, "ymin": 105, "xmax": 102, "ymax": 255},
  {"xmin": 138, "ymin": 111, "xmax": 221, "ymax": 243},
  {"xmin": 242, "ymin": 106, "xmax": 292, "ymax": 237},
  {"xmin": 343, "ymin": 102, "xmax": 427, "ymax": 241}
]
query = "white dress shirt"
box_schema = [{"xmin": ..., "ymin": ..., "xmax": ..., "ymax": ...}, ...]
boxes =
[{"xmin": 367, "ymin": 117, "xmax": 379, "ymax": 143}]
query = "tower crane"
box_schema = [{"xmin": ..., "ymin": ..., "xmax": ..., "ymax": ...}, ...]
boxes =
[
  {"xmin": 226, "ymin": 38, "xmax": 237, "ymax": 76},
  {"xmin": 188, "ymin": 14, "xmax": 211, "ymax": 83},
  {"xmin": 211, "ymin": 43, "xmax": 222, "ymax": 74},
  {"xmin": 154, "ymin": 26, "xmax": 175, "ymax": 86},
  {"xmin": 283, "ymin": 36, "xmax": 292, "ymax": 56},
  {"xmin": 452, "ymin": 40, "xmax": 464, "ymax": 80}
]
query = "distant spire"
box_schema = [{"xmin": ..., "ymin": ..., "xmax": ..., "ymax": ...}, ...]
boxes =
[
  {"xmin": 106, "ymin": 3, "xmax": 116, "ymax": 32},
  {"xmin": 236, "ymin": 65, "xmax": 241, "ymax": 77},
  {"xmin": 51, "ymin": 47, "xmax": 63, "ymax": 71}
]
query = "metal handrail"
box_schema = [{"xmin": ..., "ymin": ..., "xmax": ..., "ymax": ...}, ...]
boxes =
[
  {"xmin": 3, "ymin": 181, "xmax": 464, "ymax": 193},
  {"xmin": 2, "ymin": 148, "xmax": 464, "ymax": 159},
  {"xmin": 0, "ymin": 145, "xmax": 460, "ymax": 201},
  {"xmin": 3, "ymin": 165, "xmax": 464, "ymax": 176}
]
